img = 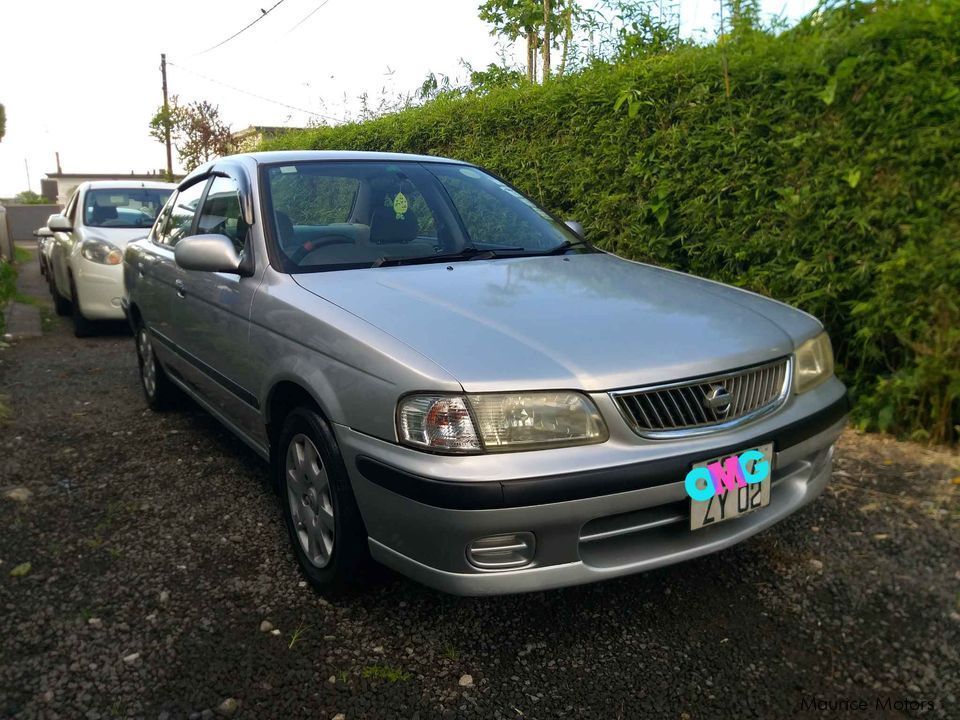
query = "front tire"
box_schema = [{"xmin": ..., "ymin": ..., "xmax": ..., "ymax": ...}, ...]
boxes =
[
  {"xmin": 69, "ymin": 277, "xmax": 95, "ymax": 338},
  {"xmin": 51, "ymin": 274, "xmax": 71, "ymax": 316},
  {"xmin": 278, "ymin": 407, "xmax": 371, "ymax": 595},
  {"xmin": 135, "ymin": 325, "xmax": 178, "ymax": 411}
]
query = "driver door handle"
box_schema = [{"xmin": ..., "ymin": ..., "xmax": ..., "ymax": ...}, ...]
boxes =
[{"xmin": 175, "ymin": 279, "xmax": 186, "ymax": 298}]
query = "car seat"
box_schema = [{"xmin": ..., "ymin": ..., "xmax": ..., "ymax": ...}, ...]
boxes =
[{"xmin": 369, "ymin": 206, "xmax": 418, "ymax": 244}]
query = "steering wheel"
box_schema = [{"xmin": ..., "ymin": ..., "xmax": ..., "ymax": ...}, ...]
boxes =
[{"xmin": 289, "ymin": 235, "xmax": 355, "ymax": 265}]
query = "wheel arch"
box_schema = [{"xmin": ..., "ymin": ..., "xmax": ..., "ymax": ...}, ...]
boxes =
[
  {"xmin": 264, "ymin": 378, "xmax": 338, "ymax": 488},
  {"xmin": 127, "ymin": 301, "xmax": 144, "ymax": 330}
]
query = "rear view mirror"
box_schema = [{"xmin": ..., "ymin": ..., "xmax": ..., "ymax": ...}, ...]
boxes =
[
  {"xmin": 47, "ymin": 214, "xmax": 72, "ymax": 232},
  {"xmin": 564, "ymin": 220, "xmax": 585, "ymax": 238},
  {"xmin": 175, "ymin": 234, "xmax": 242, "ymax": 274}
]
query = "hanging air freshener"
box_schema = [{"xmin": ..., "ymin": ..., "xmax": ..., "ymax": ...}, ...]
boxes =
[{"xmin": 393, "ymin": 191, "xmax": 408, "ymax": 220}]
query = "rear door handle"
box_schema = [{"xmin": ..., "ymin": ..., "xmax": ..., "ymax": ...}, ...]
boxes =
[{"xmin": 175, "ymin": 279, "xmax": 186, "ymax": 298}]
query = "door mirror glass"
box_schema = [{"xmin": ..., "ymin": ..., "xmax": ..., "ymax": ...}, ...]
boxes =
[
  {"xmin": 174, "ymin": 234, "xmax": 242, "ymax": 274},
  {"xmin": 48, "ymin": 214, "xmax": 72, "ymax": 232},
  {"xmin": 564, "ymin": 220, "xmax": 585, "ymax": 238}
]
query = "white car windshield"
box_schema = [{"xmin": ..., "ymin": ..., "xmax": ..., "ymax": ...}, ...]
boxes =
[
  {"xmin": 84, "ymin": 189, "xmax": 173, "ymax": 229},
  {"xmin": 262, "ymin": 161, "xmax": 586, "ymax": 271}
]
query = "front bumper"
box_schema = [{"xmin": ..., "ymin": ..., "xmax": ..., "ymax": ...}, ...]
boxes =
[
  {"xmin": 74, "ymin": 257, "xmax": 125, "ymax": 320},
  {"xmin": 340, "ymin": 378, "xmax": 848, "ymax": 596}
]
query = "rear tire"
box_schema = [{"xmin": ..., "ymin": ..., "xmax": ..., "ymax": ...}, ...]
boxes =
[
  {"xmin": 135, "ymin": 325, "xmax": 178, "ymax": 411},
  {"xmin": 278, "ymin": 407, "xmax": 372, "ymax": 596},
  {"xmin": 70, "ymin": 278, "xmax": 95, "ymax": 338}
]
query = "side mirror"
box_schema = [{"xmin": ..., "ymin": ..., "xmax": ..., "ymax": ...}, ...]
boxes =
[
  {"xmin": 35, "ymin": 227, "xmax": 53, "ymax": 238},
  {"xmin": 174, "ymin": 234, "xmax": 242, "ymax": 274},
  {"xmin": 564, "ymin": 220, "xmax": 585, "ymax": 238},
  {"xmin": 48, "ymin": 214, "xmax": 72, "ymax": 232}
]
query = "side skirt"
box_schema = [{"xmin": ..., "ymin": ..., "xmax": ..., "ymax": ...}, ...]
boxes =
[{"xmin": 165, "ymin": 370, "xmax": 271, "ymax": 462}]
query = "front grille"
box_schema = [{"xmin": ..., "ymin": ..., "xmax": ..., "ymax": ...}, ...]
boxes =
[{"xmin": 612, "ymin": 358, "xmax": 790, "ymax": 437}]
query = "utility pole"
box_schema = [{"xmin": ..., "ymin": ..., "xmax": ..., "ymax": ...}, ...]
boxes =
[
  {"xmin": 24, "ymin": 159, "xmax": 31, "ymax": 192},
  {"xmin": 55, "ymin": 151, "xmax": 62, "ymax": 174},
  {"xmin": 160, "ymin": 53, "xmax": 173, "ymax": 181},
  {"xmin": 542, "ymin": 0, "xmax": 552, "ymax": 82}
]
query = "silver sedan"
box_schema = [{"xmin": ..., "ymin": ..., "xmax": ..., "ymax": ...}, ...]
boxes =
[{"xmin": 123, "ymin": 151, "xmax": 847, "ymax": 596}]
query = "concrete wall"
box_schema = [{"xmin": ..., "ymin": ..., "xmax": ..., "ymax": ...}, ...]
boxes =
[{"xmin": 3, "ymin": 204, "xmax": 61, "ymax": 244}]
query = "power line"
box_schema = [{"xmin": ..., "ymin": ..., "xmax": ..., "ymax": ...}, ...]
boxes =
[
  {"xmin": 167, "ymin": 60, "xmax": 342, "ymax": 123},
  {"xmin": 192, "ymin": 0, "xmax": 289, "ymax": 57},
  {"xmin": 288, "ymin": 0, "xmax": 333, "ymax": 33}
]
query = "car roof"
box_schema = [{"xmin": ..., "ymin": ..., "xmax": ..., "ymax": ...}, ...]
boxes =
[
  {"xmin": 82, "ymin": 180, "xmax": 177, "ymax": 190},
  {"xmin": 238, "ymin": 150, "xmax": 468, "ymax": 166},
  {"xmin": 181, "ymin": 151, "xmax": 472, "ymax": 191}
]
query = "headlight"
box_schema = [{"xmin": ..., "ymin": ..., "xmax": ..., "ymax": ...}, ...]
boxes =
[
  {"xmin": 397, "ymin": 391, "xmax": 608, "ymax": 453},
  {"xmin": 81, "ymin": 240, "xmax": 123, "ymax": 265},
  {"xmin": 793, "ymin": 332, "xmax": 834, "ymax": 394}
]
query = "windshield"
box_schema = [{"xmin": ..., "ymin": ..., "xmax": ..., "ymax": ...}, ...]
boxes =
[
  {"xmin": 261, "ymin": 161, "xmax": 587, "ymax": 271},
  {"xmin": 83, "ymin": 188, "xmax": 173, "ymax": 229}
]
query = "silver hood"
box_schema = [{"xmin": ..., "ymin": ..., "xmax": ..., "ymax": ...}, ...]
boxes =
[{"xmin": 294, "ymin": 253, "xmax": 822, "ymax": 392}]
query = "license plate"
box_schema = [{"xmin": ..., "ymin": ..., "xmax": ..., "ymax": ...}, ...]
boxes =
[{"xmin": 690, "ymin": 443, "xmax": 773, "ymax": 531}]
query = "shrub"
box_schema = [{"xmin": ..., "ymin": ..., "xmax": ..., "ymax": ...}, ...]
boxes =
[{"xmin": 267, "ymin": 0, "xmax": 960, "ymax": 443}]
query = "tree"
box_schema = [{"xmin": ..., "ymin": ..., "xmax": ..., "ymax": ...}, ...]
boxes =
[
  {"xmin": 14, "ymin": 190, "xmax": 48, "ymax": 205},
  {"xmin": 149, "ymin": 96, "xmax": 233, "ymax": 172},
  {"xmin": 0, "ymin": 103, "xmax": 6, "ymax": 143},
  {"xmin": 478, "ymin": 1, "xmax": 589, "ymax": 82},
  {"xmin": 480, "ymin": 0, "xmax": 574, "ymax": 83}
]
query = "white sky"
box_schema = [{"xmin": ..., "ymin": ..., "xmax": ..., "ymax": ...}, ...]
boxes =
[{"xmin": 0, "ymin": 0, "xmax": 815, "ymax": 197}]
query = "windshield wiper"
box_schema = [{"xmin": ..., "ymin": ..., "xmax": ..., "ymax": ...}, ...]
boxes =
[
  {"xmin": 371, "ymin": 246, "xmax": 527, "ymax": 268},
  {"xmin": 543, "ymin": 238, "xmax": 591, "ymax": 255}
]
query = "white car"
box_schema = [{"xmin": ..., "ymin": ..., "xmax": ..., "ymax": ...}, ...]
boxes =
[
  {"xmin": 34, "ymin": 226, "xmax": 54, "ymax": 279},
  {"xmin": 48, "ymin": 180, "xmax": 174, "ymax": 336}
]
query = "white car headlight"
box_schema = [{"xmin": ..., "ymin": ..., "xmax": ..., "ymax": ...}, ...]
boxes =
[
  {"xmin": 397, "ymin": 392, "xmax": 608, "ymax": 454},
  {"xmin": 793, "ymin": 332, "xmax": 834, "ymax": 394},
  {"xmin": 81, "ymin": 239, "xmax": 123, "ymax": 265}
]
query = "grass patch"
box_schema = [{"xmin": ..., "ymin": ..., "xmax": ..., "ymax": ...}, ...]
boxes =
[
  {"xmin": 361, "ymin": 664, "xmax": 411, "ymax": 682},
  {"xmin": 0, "ymin": 259, "xmax": 15, "ymax": 336},
  {"xmin": 288, "ymin": 618, "xmax": 309, "ymax": 649},
  {"xmin": 13, "ymin": 291, "xmax": 45, "ymax": 307},
  {"xmin": 14, "ymin": 246, "xmax": 31, "ymax": 265},
  {"xmin": 39, "ymin": 306, "xmax": 54, "ymax": 333}
]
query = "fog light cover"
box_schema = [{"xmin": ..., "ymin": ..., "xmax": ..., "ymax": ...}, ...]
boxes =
[{"xmin": 466, "ymin": 532, "xmax": 535, "ymax": 570}]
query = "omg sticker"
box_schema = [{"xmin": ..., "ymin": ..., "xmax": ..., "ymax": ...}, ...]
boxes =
[{"xmin": 684, "ymin": 449, "xmax": 771, "ymax": 501}]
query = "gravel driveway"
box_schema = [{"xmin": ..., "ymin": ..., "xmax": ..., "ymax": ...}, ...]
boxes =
[{"xmin": 1, "ymin": 254, "xmax": 958, "ymax": 719}]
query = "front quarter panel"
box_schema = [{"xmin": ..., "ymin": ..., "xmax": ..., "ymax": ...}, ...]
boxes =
[{"xmin": 250, "ymin": 267, "xmax": 462, "ymax": 442}]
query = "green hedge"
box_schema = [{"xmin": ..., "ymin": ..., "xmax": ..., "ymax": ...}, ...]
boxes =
[{"xmin": 268, "ymin": 0, "xmax": 960, "ymax": 444}]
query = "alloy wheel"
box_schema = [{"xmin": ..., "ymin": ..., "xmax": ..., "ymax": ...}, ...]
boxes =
[
  {"xmin": 286, "ymin": 433, "xmax": 335, "ymax": 568},
  {"xmin": 137, "ymin": 329, "xmax": 157, "ymax": 399}
]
